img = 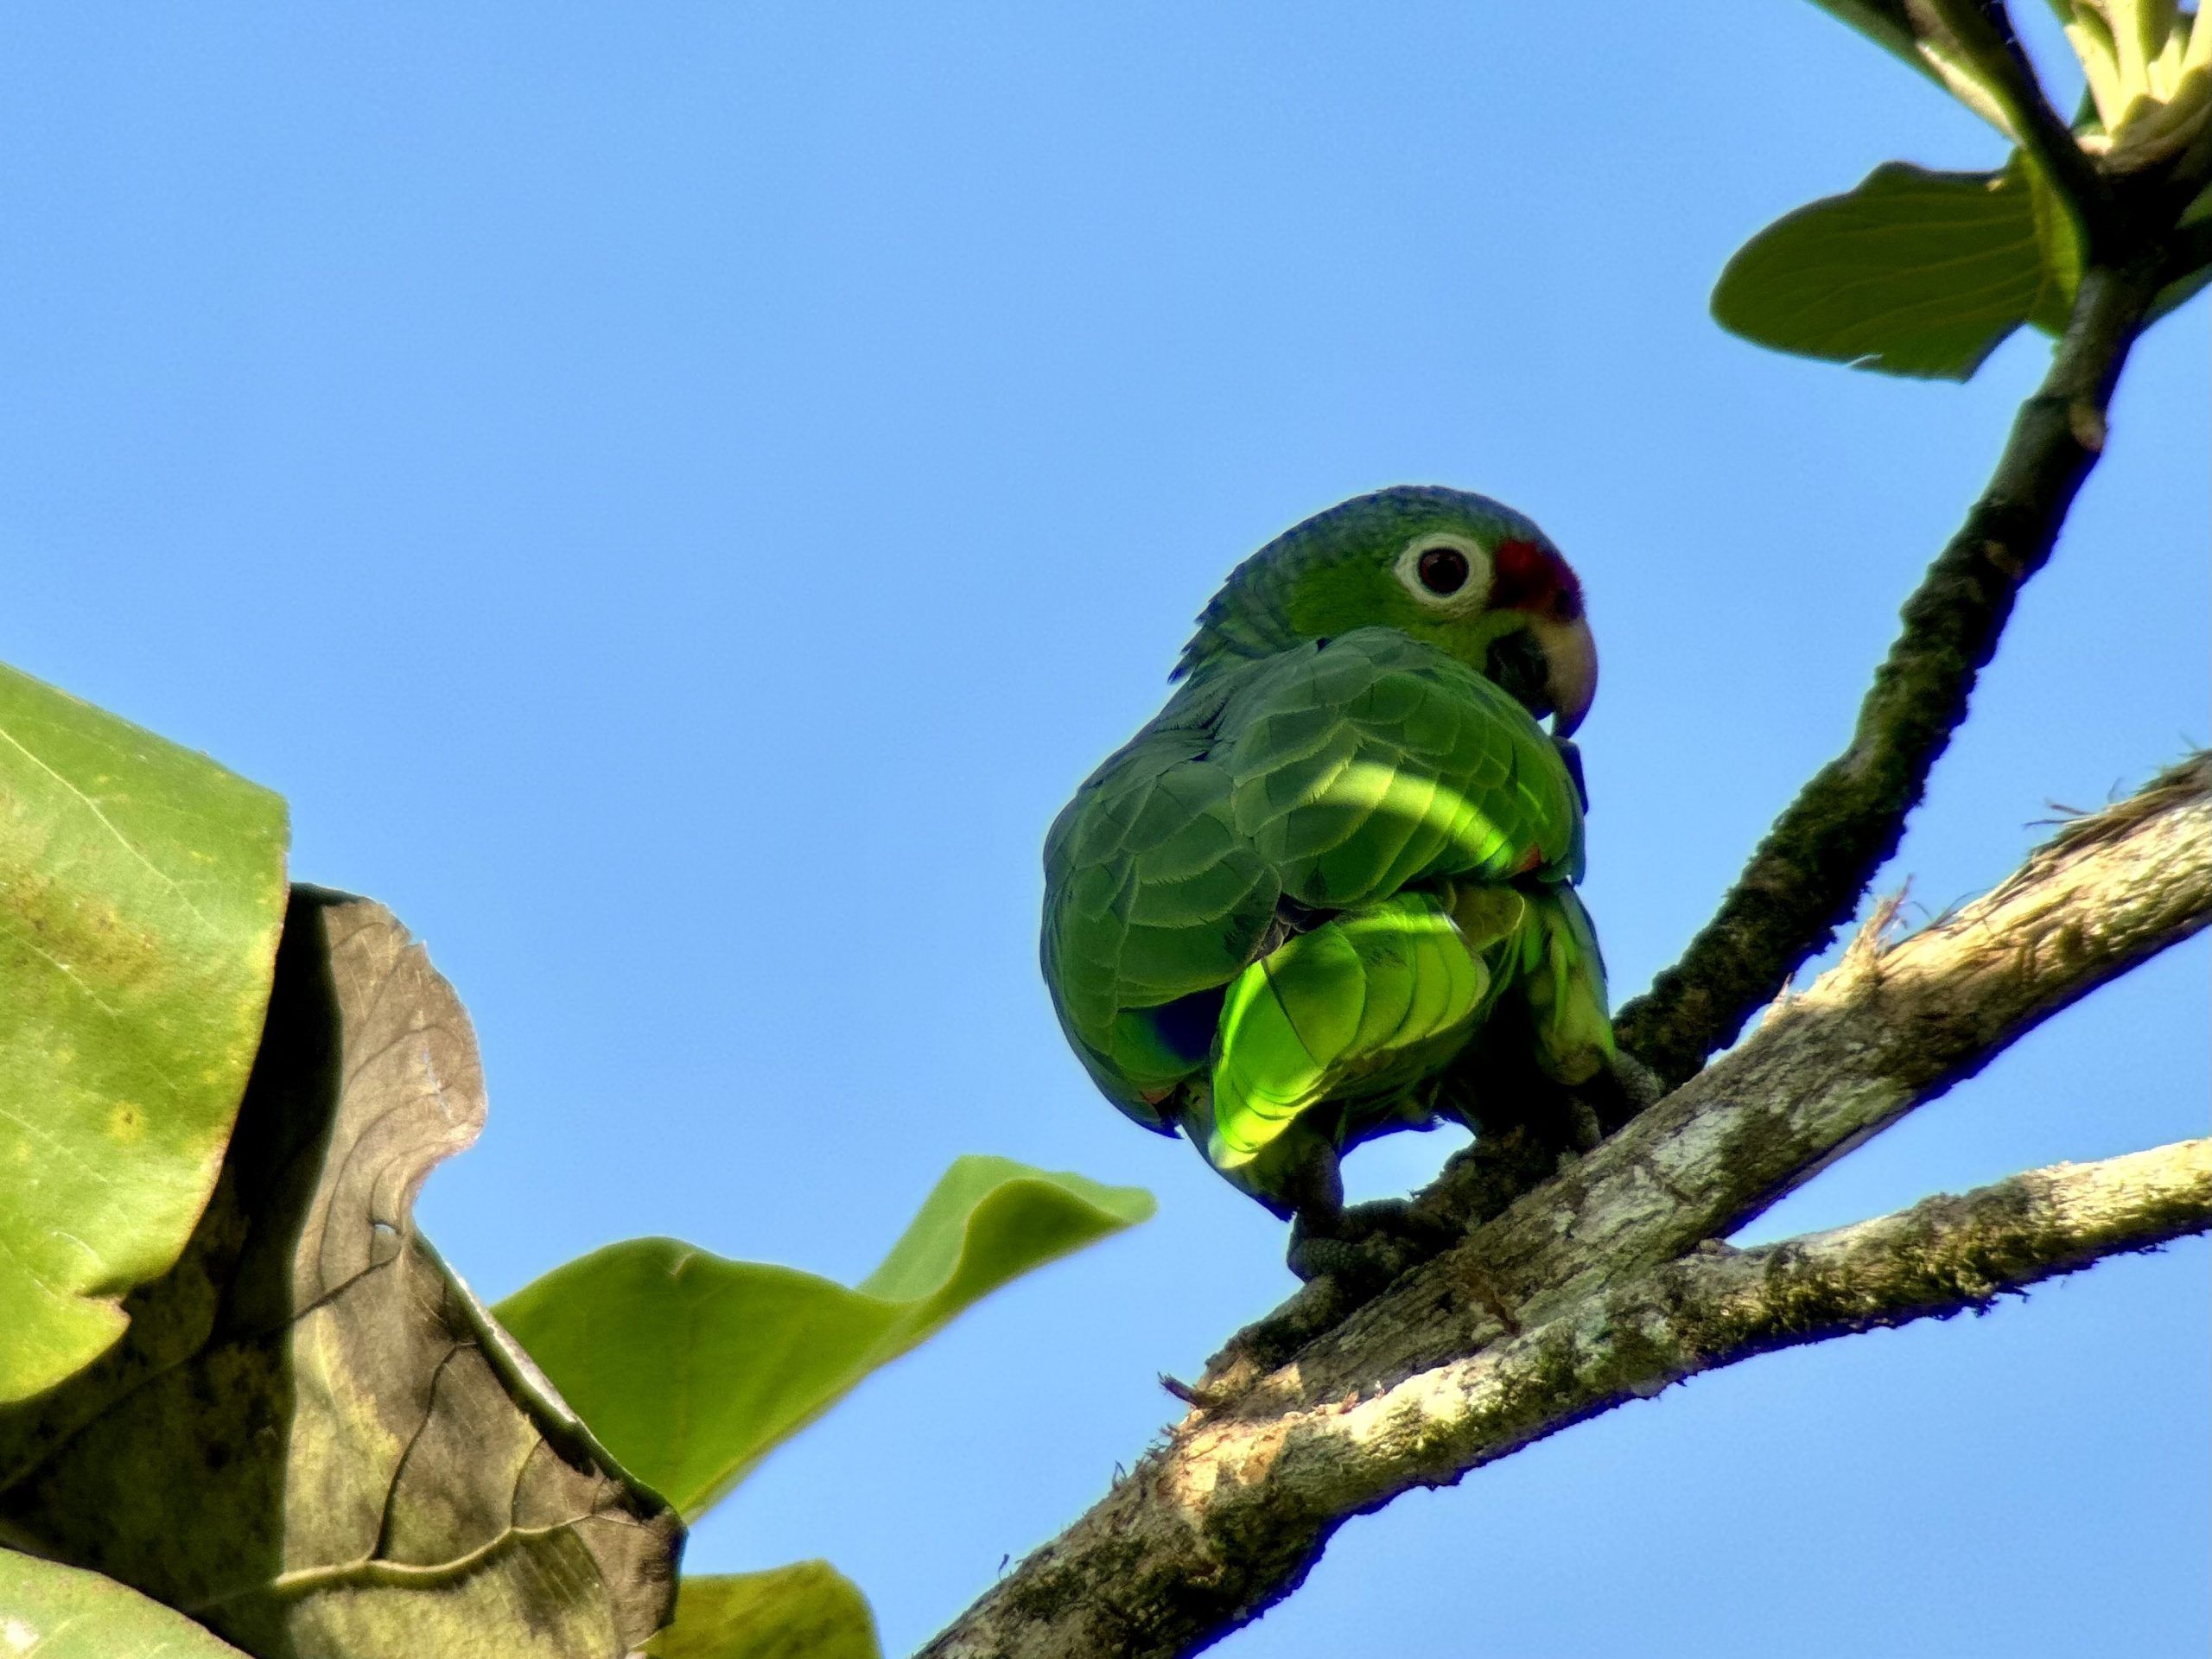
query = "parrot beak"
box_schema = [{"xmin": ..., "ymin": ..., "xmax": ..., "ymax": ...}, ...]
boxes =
[
  {"xmin": 1489, "ymin": 537, "xmax": 1597, "ymax": 736},
  {"xmin": 1531, "ymin": 613, "xmax": 1598, "ymax": 738}
]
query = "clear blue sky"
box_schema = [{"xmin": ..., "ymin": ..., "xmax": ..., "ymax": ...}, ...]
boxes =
[{"xmin": 5, "ymin": 5, "xmax": 2205, "ymax": 1654}]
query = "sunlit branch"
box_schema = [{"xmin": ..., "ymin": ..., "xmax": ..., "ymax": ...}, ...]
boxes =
[{"xmin": 921, "ymin": 1135, "xmax": 2210, "ymax": 1659}]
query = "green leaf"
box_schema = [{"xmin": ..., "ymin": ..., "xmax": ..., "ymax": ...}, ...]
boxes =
[
  {"xmin": 1712, "ymin": 160, "xmax": 2075, "ymax": 379},
  {"xmin": 0, "ymin": 663, "xmax": 288, "ymax": 1402},
  {"xmin": 496, "ymin": 1155, "xmax": 1154, "ymax": 1520},
  {"xmin": 0, "ymin": 893, "xmax": 680, "ymax": 1659},
  {"xmin": 2019, "ymin": 153, "xmax": 2087, "ymax": 333},
  {"xmin": 645, "ymin": 1564, "xmax": 880, "ymax": 1659},
  {"xmin": 0, "ymin": 1549, "xmax": 253, "ymax": 1657}
]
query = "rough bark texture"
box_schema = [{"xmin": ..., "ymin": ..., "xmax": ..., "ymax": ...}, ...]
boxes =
[
  {"xmin": 1057, "ymin": 1137, "xmax": 2211, "ymax": 1610},
  {"xmin": 918, "ymin": 758, "xmax": 2211, "ymax": 1659},
  {"xmin": 927, "ymin": 1137, "xmax": 2209, "ymax": 1659}
]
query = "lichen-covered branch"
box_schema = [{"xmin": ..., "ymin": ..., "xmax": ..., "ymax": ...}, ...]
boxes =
[
  {"xmin": 1301, "ymin": 1135, "xmax": 2212, "ymax": 1522},
  {"xmin": 918, "ymin": 758, "xmax": 2211, "ymax": 1659},
  {"xmin": 936, "ymin": 1138, "xmax": 2208, "ymax": 1659},
  {"xmin": 1611, "ymin": 247, "xmax": 2194, "ymax": 1090}
]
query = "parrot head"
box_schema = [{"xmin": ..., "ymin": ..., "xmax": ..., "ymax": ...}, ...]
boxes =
[{"xmin": 1176, "ymin": 485, "xmax": 1598, "ymax": 734}]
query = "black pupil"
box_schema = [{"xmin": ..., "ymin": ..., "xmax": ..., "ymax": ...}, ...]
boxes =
[{"xmin": 1417, "ymin": 546, "xmax": 1469, "ymax": 594}]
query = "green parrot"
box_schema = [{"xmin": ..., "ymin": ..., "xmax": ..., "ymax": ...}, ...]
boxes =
[{"xmin": 1041, "ymin": 485, "xmax": 1642, "ymax": 1280}]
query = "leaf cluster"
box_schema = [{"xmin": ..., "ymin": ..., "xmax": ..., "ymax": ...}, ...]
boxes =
[
  {"xmin": 0, "ymin": 667, "xmax": 1150, "ymax": 1657},
  {"xmin": 1713, "ymin": 2, "xmax": 2209, "ymax": 378}
]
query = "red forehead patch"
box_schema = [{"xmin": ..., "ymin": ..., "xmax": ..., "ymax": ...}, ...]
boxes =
[{"xmin": 1492, "ymin": 537, "xmax": 1583, "ymax": 621}]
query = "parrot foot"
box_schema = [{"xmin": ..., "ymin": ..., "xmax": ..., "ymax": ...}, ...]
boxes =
[
  {"xmin": 1567, "ymin": 1048, "xmax": 1666, "ymax": 1142},
  {"xmin": 1611, "ymin": 1048, "xmax": 1664, "ymax": 1109},
  {"xmin": 1286, "ymin": 1198, "xmax": 1457, "ymax": 1290},
  {"xmin": 1566, "ymin": 1096, "xmax": 1604, "ymax": 1152}
]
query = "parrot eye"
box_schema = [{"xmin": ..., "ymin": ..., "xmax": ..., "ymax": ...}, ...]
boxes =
[
  {"xmin": 1417, "ymin": 547, "xmax": 1469, "ymax": 594},
  {"xmin": 1395, "ymin": 534, "xmax": 1491, "ymax": 608}
]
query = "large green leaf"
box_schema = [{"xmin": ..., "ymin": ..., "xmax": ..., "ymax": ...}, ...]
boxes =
[
  {"xmin": 0, "ymin": 1549, "xmax": 252, "ymax": 1657},
  {"xmin": 496, "ymin": 1155, "xmax": 1154, "ymax": 1519},
  {"xmin": 646, "ymin": 1564, "xmax": 880, "ymax": 1659},
  {"xmin": 0, "ymin": 663, "xmax": 288, "ymax": 1402},
  {"xmin": 1711, "ymin": 160, "xmax": 2075, "ymax": 378},
  {"xmin": 0, "ymin": 893, "xmax": 680, "ymax": 1658}
]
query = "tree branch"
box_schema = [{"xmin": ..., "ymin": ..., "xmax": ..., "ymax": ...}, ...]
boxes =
[
  {"xmin": 919, "ymin": 757, "xmax": 2211, "ymax": 1659},
  {"xmin": 1611, "ymin": 243, "xmax": 2172, "ymax": 1090},
  {"xmin": 961, "ymin": 1137, "xmax": 2209, "ymax": 1659}
]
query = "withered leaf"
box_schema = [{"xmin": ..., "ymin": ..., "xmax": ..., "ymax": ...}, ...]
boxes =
[{"xmin": 0, "ymin": 891, "xmax": 681, "ymax": 1658}]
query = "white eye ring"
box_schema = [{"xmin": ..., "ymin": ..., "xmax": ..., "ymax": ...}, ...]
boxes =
[{"xmin": 1394, "ymin": 533, "xmax": 1492, "ymax": 610}]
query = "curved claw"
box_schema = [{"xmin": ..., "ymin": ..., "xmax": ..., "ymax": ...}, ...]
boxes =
[
  {"xmin": 1569, "ymin": 1046, "xmax": 1665, "ymax": 1141},
  {"xmin": 1286, "ymin": 1198, "xmax": 1458, "ymax": 1288}
]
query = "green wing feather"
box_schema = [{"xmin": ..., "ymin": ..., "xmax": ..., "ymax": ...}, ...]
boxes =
[
  {"xmin": 1219, "ymin": 626, "xmax": 1581, "ymax": 905},
  {"xmin": 1208, "ymin": 891, "xmax": 1492, "ymax": 1170},
  {"xmin": 1517, "ymin": 883, "xmax": 1616, "ymax": 1085},
  {"xmin": 1042, "ymin": 724, "xmax": 1280, "ymax": 1127},
  {"xmin": 1041, "ymin": 626, "xmax": 1587, "ymax": 1149}
]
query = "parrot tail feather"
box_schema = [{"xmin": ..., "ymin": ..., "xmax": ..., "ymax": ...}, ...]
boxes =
[{"xmin": 1207, "ymin": 892, "xmax": 1490, "ymax": 1179}]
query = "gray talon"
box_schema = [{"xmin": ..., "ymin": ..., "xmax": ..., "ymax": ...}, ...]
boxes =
[
  {"xmin": 1611, "ymin": 1048, "xmax": 1664, "ymax": 1109},
  {"xmin": 1567, "ymin": 1097, "xmax": 1604, "ymax": 1150},
  {"xmin": 1287, "ymin": 1198, "xmax": 1453, "ymax": 1286}
]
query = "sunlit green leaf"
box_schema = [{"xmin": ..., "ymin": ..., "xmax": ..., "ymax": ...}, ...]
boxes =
[
  {"xmin": 2063, "ymin": 3, "xmax": 2205, "ymax": 135},
  {"xmin": 496, "ymin": 1155, "xmax": 1154, "ymax": 1519},
  {"xmin": 1712, "ymin": 160, "xmax": 2072, "ymax": 379},
  {"xmin": 0, "ymin": 663, "xmax": 288, "ymax": 1402},
  {"xmin": 0, "ymin": 1549, "xmax": 252, "ymax": 1657},
  {"xmin": 2019, "ymin": 153, "xmax": 2086, "ymax": 333},
  {"xmin": 646, "ymin": 1564, "xmax": 880, "ymax": 1659}
]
